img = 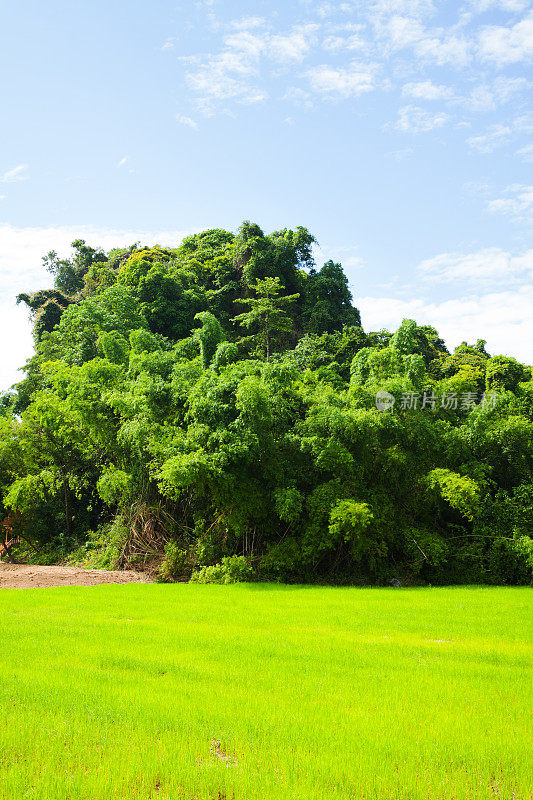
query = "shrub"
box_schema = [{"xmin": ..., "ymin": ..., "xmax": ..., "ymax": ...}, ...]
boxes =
[
  {"xmin": 158, "ymin": 541, "xmax": 188, "ymax": 582},
  {"xmin": 190, "ymin": 555, "xmax": 252, "ymax": 584},
  {"xmin": 80, "ymin": 518, "xmax": 129, "ymax": 569}
]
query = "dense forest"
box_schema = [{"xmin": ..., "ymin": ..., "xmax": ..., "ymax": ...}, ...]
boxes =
[{"xmin": 1, "ymin": 222, "xmax": 532, "ymax": 585}]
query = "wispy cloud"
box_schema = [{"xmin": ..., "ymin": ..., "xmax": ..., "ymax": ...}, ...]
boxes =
[
  {"xmin": 283, "ymin": 86, "xmax": 314, "ymax": 109},
  {"xmin": 470, "ymin": 0, "xmax": 530, "ymax": 11},
  {"xmin": 179, "ymin": 1, "xmax": 532, "ymax": 171},
  {"xmin": 396, "ymin": 105, "xmax": 448, "ymax": 133},
  {"xmin": 322, "ymin": 28, "xmax": 367, "ymax": 53},
  {"xmin": 176, "ymin": 114, "xmax": 198, "ymax": 129},
  {"xmin": 375, "ymin": 14, "xmax": 472, "ymax": 67},
  {"xmin": 462, "ymin": 76, "xmax": 529, "ymax": 111},
  {"xmin": 478, "ymin": 12, "xmax": 533, "ymax": 64},
  {"xmin": 400, "ymin": 75, "xmax": 530, "ymax": 114},
  {"xmin": 185, "ymin": 19, "xmax": 319, "ymax": 113},
  {"xmin": 161, "ymin": 36, "xmax": 177, "ymax": 51},
  {"xmin": 369, "ymin": 0, "xmax": 436, "ymax": 16},
  {"xmin": 230, "ymin": 16, "xmax": 266, "ymax": 32},
  {"xmin": 516, "ymin": 142, "xmax": 533, "ymax": 162},
  {"xmin": 269, "ymin": 24, "xmax": 319, "ymax": 63},
  {"xmin": 466, "ymin": 113, "xmax": 532, "ymax": 153},
  {"xmin": 377, "ymin": 15, "xmax": 425, "ymax": 51},
  {"xmin": 402, "ymin": 80, "xmax": 454, "ymax": 100},
  {"xmin": 487, "ymin": 184, "xmax": 533, "ymax": 223},
  {"xmin": 186, "ymin": 46, "xmax": 266, "ymax": 113},
  {"xmin": 417, "ymin": 247, "xmax": 533, "ymax": 284},
  {"xmin": 387, "ymin": 147, "xmax": 414, "ymax": 160},
  {"xmin": 467, "ymin": 123, "xmax": 512, "ymax": 153},
  {"xmin": 0, "ymin": 164, "xmax": 29, "ymax": 183},
  {"xmin": 306, "ymin": 61, "xmax": 377, "ymax": 98},
  {"xmin": 414, "ymin": 31, "xmax": 472, "ymax": 66}
]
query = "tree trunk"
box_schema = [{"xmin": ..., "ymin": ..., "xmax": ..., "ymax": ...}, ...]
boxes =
[{"xmin": 61, "ymin": 468, "xmax": 71, "ymax": 538}]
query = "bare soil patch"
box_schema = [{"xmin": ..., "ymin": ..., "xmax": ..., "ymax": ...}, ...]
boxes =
[{"xmin": 0, "ymin": 562, "xmax": 151, "ymax": 589}]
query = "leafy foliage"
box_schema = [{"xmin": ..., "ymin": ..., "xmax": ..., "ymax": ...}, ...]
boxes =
[
  {"xmin": 232, "ymin": 277, "xmax": 299, "ymax": 361},
  {"xmin": 3, "ymin": 222, "xmax": 533, "ymax": 584},
  {"xmin": 190, "ymin": 555, "xmax": 252, "ymax": 584}
]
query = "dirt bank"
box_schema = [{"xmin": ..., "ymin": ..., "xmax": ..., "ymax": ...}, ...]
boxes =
[{"xmin": 0, "ymin": 562, "xmax": 151, "ymax": 589}]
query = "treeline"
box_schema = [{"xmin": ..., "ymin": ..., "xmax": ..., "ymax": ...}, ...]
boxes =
[{"xmin": 1, "ymin": 222, "xmax": 532, "ymax": 585}]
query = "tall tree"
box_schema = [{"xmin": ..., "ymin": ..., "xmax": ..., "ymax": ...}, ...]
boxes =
[
  {"xmin": 232, "ymin": 278, "xmax": 299, "ymax": 361},
  {"xmin": 303, "ymin": 260, "xmax": 361, "ymax": 334}
]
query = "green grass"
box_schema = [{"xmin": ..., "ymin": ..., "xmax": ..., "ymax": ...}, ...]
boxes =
[{"xmin": 0, "ymin": 585, "xmax": 531, "ymax": 799}]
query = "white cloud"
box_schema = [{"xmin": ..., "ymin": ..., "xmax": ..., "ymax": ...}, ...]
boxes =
[
  {"xmin": 358, "ymin": 287, "xmax": 533, "ymax": 364},
  {"xmin": 417, "ymin": 246, "xmax": 533, "ymax": 283},
  {"xmin": 185, "ymin": 19, "xmax": 319, "ymax": 112},
  {"xmin": 117, "ymin": 156, "xmax": 129, "ymax": 168},
  {"xmin": 313, "ymin": 3, "xmax": 335, "ymax": 18},
  {"xmin": 315, "ymin": 241, "xmax": 365, "ymax": 270},
  {"xmin": 487, "ymin": 184, "xmax": 533, "ymax": 223},
  {"xmin": 387, "ymin": 147, "xmax": 414, "ymax": 159},
  {"xmin": 414, "ymin": 32, "xmax": 471, "ymax": 66},
  {"xmin": 478, "ymin": 12, "xmax": 533, "ymax": 64},
  {"xmin": 396, "ymin": 104, "xmax": 448, "ymax": 132},
  {"xmin": 376, "ymin": 15, "xmax": 471, "ymax": 66},
  {"xmin": 381, "ymin": 15, "xmax": 425, "ymax": 49},
  {"xmin": 269, "ymin": 24, "xmax": 319, "ymax": 63},
  {"xmin": 176, "ymin": 114, "xmax": 198, "ymax": 129},
  {"xmin": 0, "ymin": 224, "xmax": 195, "ymax": 391},
  {"xmin": 467, "ymin": 123, "xmax": 512, "ymax": 153},
  {"xmin": 369, "ymin": 0, "xmax": 435, "ymax": 14},
  {"xmin": 0, "ymin": 164, "xmax": 29, "ymax": 183},
  {"xmin": 161, "ymin": 37, "xmax": 177, "ymax": 51},
  {"xmin": 284, "ymin": 86, "xmax": 314, "ymax": 108},
  {"xmin": 402, "ymin": 80, "xmax": 454, "ymax": 100},
  {"xmin": 229, "ymin": 16, "xmax": 266, "ymax": 31},
  {"xmin": 306, "ymin": 60, "xmax": 377, "ymax": 98},
  {"xmin": 224, "ymin": 30, "xmax": 267, "ymax": 59},
  {"xmin": 344, "ymin": 255, "xmax": 366, "ymax": 269},
  {"xmin": 185, "ymin": 23, "xmax": 272, "ymax": 114},
  {"xmin": 322, "ymin": 27, "xmax": 367, "ymax": 52},
  {"xmin": 462, "ymin": 76, "xmax": 529, "ymax": 111},
  {"xmin": 181, "ymin": 4, "xmax": 531, "ymax": 124},
  {"xmin": 516, "ymin": 142, "xmax": 533, "ymax": 162},
  {"xmin": 237, "ymin": 90, "xmax": 270, "ymax": 106},
  {"xmin": 0, "ymin": 302, "xmax": 35, "ymax": 391},
  {"xmin": 470, "ymin": 0, "xmax": 529, "ymax": 10},
  {"xmin": 515, "ymin": 114, "xmax": 533, "ymax": 134},
  {"xmin": 187, "ymin": 51, "xmax": 267, "ymax": 113},
  {"xmin": 492, "ymin": 76, "xmax": 529, "ymax": 101},
  {"xmin": 0, "ymin": 223, "xmax": 194, "ymax": 297}
]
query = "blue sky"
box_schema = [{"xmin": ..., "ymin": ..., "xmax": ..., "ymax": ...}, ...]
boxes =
[{"xmin": 0, "ymin": 0, "xmax": 532, "ymax": 389}]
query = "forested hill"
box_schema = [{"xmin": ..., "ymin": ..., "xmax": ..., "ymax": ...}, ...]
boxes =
[{"xmin": 1, "ymin": 222, "xmax": 532, "ymax": 585}]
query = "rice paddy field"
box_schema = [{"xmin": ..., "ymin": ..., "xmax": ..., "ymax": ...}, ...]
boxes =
[{"xmin": 0, "ymin": 584, "xmax": 531, "ymax": 800}]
